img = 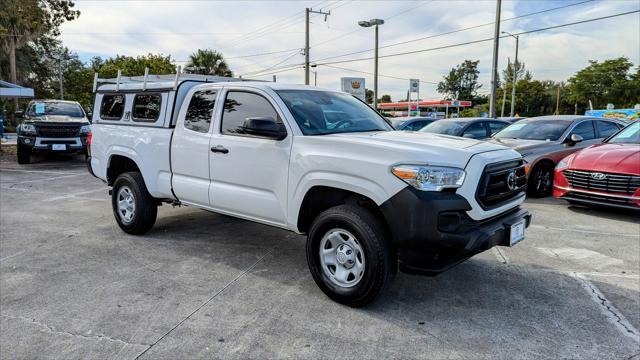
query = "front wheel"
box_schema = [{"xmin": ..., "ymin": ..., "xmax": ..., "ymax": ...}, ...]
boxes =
[
  {"xmin": 112, "ymin": 172, "xmax": 157, "ymax": 235},
  {"xmin": 17, "ymin": 143, "xmax": 31, "ymax": 164},
  {"xmin": 306, "ymin": 205, "xmax": 396, "ymax": 307},
  {"xmin": 528, "ymin": 163, "xmax": 554, "ymax": 198}
]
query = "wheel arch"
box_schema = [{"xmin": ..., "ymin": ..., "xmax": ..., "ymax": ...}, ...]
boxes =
[
  {"xmin": 107, "ymin": 153, "xmax": 141, "ymax": 186},
  {"xmin": 295, "ymin": 185, "xmax": 390, "ymax": 235}
]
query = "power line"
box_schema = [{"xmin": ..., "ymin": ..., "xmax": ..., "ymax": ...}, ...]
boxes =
[
  {"xmin": 319, "ymin": 64, "xmax": 439, "ymax": 85},
  {"xmin": 311, "ymin": 0, "xmax": 597, "ymax": 63},
  {"xmin": 311, "ymin": 0, "xmax": 434, "ymax": 49},
  {"xmin": 312, "ymin": 10, "xmax": 640, "ymax": 66}
]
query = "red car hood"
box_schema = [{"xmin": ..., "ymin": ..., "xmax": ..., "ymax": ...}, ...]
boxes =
[{"xmin": 570, "ymin": 143, "xmax": 640, "ymax": 175}]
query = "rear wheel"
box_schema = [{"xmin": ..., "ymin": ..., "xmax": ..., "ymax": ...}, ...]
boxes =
[
  {"xmin": 528, "ymin": 163, "xmax": 554, "ymax": 198},
  {"xmin": 306, "ymin": 205, "xmax": 396, "ymax": 307},
  {"xmin": 112, "ymin": 172, "xmax": 157, "ymax": 235},
  {"xmin": 17, "ymin": 143, "xmax": 31, "ymax": 164}
]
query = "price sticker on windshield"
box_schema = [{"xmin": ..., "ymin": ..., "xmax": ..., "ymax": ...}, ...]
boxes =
[{"xmin": 35, "ymin": 102, "xmax": 45, "ymax": 114}]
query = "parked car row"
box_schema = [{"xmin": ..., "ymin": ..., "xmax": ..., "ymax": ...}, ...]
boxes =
[{"xmin": 388, "ymin": 114, "xmax": 635, "ymax": 209}]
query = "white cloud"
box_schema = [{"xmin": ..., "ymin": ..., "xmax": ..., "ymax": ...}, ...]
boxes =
[{"xmin": 61, "ymin": 0, "xmax": 639, "ymax": 101}]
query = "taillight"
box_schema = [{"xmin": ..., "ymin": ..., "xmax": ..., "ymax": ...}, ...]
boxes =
[{"xmin": 87, "ymin": 132, "xmax": 92, "ymax": 155}]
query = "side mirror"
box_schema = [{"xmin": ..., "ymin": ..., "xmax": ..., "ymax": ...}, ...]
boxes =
[
  {"xmin": 241, "ymin": 117, "xmax": 287, "ymax": 140},
  {"xmin": 565, "ymin": 133, "xmax": 583, "ymax": 145},
  {"xmin": 86, "ymin": 112, "xmax": 93, "ymax": 123},
  {"xmin": 14, "ymin": 111, "xmax": 24, "ymax": 119}
]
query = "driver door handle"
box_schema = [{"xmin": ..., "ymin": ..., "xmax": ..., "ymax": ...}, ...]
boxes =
[{"xmin": 210, "ymin": 145, "xmax": 229, "ymax": 154}]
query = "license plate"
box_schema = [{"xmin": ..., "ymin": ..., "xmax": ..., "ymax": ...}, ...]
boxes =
[
  {"xmin": 510, "ymin": 220, "xmax": 525, "ymax": 246},
  {"xmin": 52, "ymin": 144, "xmax": 66, "ymax": 151}
]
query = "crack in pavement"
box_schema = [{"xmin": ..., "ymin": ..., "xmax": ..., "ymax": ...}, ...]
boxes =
[
  {"xmin": 1, "ymin": 314, "xmax": 149, "ymax": 347},
  {"xmin": 572, "ymin": 273, "xmax": 640, "ymax": 343},
  {"xmin": 133, "ymin": 250, "xmax": 274, "ymax": 359}
]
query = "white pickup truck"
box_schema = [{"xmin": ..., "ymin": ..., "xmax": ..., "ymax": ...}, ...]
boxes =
[{"xmin": 88, "ymin": 74, "xmax": 531, "ymax": 307}]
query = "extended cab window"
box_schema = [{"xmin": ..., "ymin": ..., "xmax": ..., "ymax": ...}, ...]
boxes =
[
  {"xmin": 221, "ymin": 91, "xmax": 283, "ymax": 137},
  {"xmin": 132, "ymin": 94, "xmax": 161, "ymax": 122},
  {"xmin": 100, "ymin": 94, "xmax": 125, "ymax": 120},
  {"xmin": 184, "ymin": 90, "xmax": 216, "ymax": 133}
]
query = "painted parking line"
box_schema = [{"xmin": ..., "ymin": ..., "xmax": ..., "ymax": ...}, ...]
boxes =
[
  {"xmin": 0, "ymin": 168, "xmax": 86, "ymax": 175},
  {"xmin": 2, "ymin": 173, "xmax": 85, "ymax": 184},
  {"xmin": 530, "ymin": 224, "xmax": 640, "ymax": 238}
]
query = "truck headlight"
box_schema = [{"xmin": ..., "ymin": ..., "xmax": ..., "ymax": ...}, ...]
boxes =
[
  {"xmin": 80, "ymin": 125, "xmax": 91, "ymax": 135},
  {"xmin": 391, "ymin": 165, "xmax": 465, "ymax": 191},
  {"xmin": 20, "ymin": 123, "xmax": 36, "ymax": 135}
]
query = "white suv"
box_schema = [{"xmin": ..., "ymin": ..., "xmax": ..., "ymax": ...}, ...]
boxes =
[{"xmin": 88, "ymin": 74, "xmax": 531, "ymax": 306}]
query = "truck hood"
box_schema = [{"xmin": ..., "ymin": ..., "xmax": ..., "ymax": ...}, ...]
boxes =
[
  {"xmin": 334, "ymin": 131, "xmax": 507, "ymax": 153},
  {"xmin": 569, "ymin": 143, "xmax": 640, "ymax": 175}
]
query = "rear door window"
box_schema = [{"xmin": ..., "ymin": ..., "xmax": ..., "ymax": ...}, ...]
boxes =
[
  {"xmin": 596, "ymin": 120, "xmax": 621, "ymax": 138},
  {"xmin": 571, "ymin": 121, "xmax": 596, "ymax": 140},
  {"xmin": 462, "ymin": 122, "xmax": 488, "ymax": 139},
  {"xmin": 184, "ymin": 90, "xmax": 217, "ymax": 133},
  {"xmin": 100, "ymin": 94, "xmax": 125, "ymax": 120},
  {"xmin": 132, "ymin": 94, "xmax": 162, "ymax": 122}
]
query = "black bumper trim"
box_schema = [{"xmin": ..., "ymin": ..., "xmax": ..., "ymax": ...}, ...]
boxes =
[{"xmin": 380, "ymin": 187, "xmax": 531, "ymax": 276}]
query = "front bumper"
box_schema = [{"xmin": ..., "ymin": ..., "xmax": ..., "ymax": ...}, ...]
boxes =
[
  {"xmin": 19, "ymin": 135, "xmax": 87, "ymax": 153},
  {"xmin": 380, "ymin": 187, "xmax": 531, "ymax": 275}
]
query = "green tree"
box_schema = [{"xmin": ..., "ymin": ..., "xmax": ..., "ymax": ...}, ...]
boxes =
[
  {"xmin": 566, "ymin": 57, "xmax": 637, "ymax": 111},
  {"xmin": 184, "ymin": 49, "xmax": 233, "ymax": 77},
  {"xmin": 96, "ymin": 54, "xmax": 176, "ymax": 78},
  {"xmin": 379, "ymin": 94, "xmax": 392, "ymax": 103},
  {"xmin": 437, "ymin": 60, "xmax": 482, "ymax": 100},
  {"xmin": 0, "ymin": 0, "xmax": 79, "ymax": 87},
  {"xmin": 365, "ymin": 88, "xmax": 373, "ymax": 104},
  {"xmin": 502, "ymin": 59, "xmax": 532, "ymax": 85}
]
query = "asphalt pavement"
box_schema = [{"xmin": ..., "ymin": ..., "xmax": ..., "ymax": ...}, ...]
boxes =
[{"xmin": 1, "ymin": 156, "xmax": 638, "ymax": 359}]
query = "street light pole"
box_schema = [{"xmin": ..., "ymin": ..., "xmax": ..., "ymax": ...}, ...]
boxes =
[
  {"xmin": 359, "ymin": 18, "xmax": 384, "ymax": 110},
  {"xmin": 502, "ymin": 31, "xmax": 519, "ymax": 117},
  {"xmin": 488, "ymin": 0, "xmax": 501, "ymax": 118},
  {"xmin": 374, "ymin": 23, "xmax": 379, "ymax": 111}
]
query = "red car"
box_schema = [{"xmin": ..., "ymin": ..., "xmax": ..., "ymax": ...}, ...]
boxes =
[{"xmin": 554, "ymin": 122, "xmax": 640, "ymax": 210}]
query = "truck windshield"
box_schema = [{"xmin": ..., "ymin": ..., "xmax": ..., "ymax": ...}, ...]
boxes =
[
  {"xmin": 493, "ymin": 120, "xmax": 572, "ymax": 141},
  {"xmin": 607, "ymin": 122, "xmax": 639, "ymax": 144},
  {"xmin": 276, "ymin": 90, "xmax": 392, "ymax": 135},
  {"xmin": 27, "ymin": 102, "xmax": 85, "ymax": 118}
]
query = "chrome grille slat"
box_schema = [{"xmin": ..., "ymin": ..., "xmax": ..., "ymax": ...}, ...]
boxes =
[
  {"xmin": 563, "ymin": 170, "xmax": 640, "ymax": 195},
  {"xmin": 476, "ymin": 160, "xmax": 527, "ymax": 209}
]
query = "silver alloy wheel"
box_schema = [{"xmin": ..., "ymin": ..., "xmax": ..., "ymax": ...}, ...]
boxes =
[
  {"xmin": 319, "ymin": 228, "xmax": 365, "ymax": 288},
  {"xmin": 116, "ymin": 186, "xmax": 136, "ymax": 224}
]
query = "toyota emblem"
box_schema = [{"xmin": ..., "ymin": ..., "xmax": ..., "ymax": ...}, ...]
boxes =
[
  {"xmin": 506, "ymin": 171, "xmax": 517, "ymax": 191},
  {"xmin": 591, "ymin": 172, "xmax": 607, "ymax": 181}
]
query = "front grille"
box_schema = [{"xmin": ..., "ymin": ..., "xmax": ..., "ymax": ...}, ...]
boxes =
[
  {"xmin": 566, "ymin": 191, "xmax": 638, "ymax": 208},
  {"xmin": 563, "ymin": 170, "xmax": 640, "ymax": 195},
  {"xmin": 476, "ymin": 159, "xmax": 527, "ymax": 209},
  {"xmin": 36, "ymin": 124, "xmax": 80, "ymax": 137}
]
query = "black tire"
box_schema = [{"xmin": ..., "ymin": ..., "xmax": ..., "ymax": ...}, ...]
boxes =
[
  {"xmin": 528, "ymin": 163, "xmax": 554, "ymax": 198},
  {"xmin": 112, "ymin": 172, "xmax": 157, "ymax": 235},
  {"xmin": 17, "ymin": 143, "xmax": 31, "ymax": 164},
  {"xmin": 306, "ymin": 204, "xmax": 396, "ymax": 307}
]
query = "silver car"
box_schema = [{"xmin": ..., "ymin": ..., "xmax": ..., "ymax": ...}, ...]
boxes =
[{"xmin": 490, "ymin": 115, "xmax": 626, "ymax": 197}]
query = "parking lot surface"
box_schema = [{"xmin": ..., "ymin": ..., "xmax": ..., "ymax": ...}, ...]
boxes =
[{"xmin": 1, "ymin": 157, "xmax": 639, "ymax": 359}]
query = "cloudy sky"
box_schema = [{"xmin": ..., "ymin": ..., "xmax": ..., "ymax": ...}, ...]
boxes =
[{"xmin": 61, "ymin": 0, "xmax": 640, "ymax": 101}]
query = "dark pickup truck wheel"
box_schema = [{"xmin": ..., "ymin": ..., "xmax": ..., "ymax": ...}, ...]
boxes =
[
  {"xmin": 112, "ymin": 171, "xmax": 157, "ymax": 235},
  {"xmin": 306, "ymin": 205, "xmax": 396, "ymax": 307},
  {"xmin": 17, "ymin": 143, "xmax": 31, "ymax": 164}
]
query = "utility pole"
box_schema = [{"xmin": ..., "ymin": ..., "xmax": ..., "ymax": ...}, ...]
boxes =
[
  {"xmin": 488, "ymin": 0, "xmax": 501, "ymax": 118},
  {"xmin": 305, "ymin": 8, "xmax": 330, "ymax": 85}
]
